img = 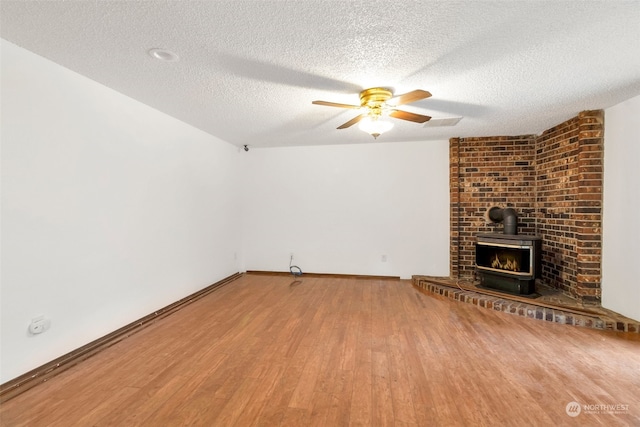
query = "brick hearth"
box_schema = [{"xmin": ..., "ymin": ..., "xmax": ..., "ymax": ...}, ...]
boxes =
[{"xmin": 412, "ymin": 276, "xmax": 639, "ymax": 334}]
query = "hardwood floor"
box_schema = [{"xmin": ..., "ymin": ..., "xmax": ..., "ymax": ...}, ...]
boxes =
[{"xmin": 1, "ymin": 274, "xmax": 639, "ymax": 426}]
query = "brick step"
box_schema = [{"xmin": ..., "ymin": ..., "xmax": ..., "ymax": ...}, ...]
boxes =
[{"xmin": 412, "ymin": 276, "xmax": 639, "ymax": 334}]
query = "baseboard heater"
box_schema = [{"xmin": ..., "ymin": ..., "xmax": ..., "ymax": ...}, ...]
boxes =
[{"xmin": 0, "ymin": 272, "xmax": 242, "ymax": 403}]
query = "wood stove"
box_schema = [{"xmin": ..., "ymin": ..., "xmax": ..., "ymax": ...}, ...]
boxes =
[{"xmin": 476, "ymin": 233, "xmax": 542, "ymax": 295}]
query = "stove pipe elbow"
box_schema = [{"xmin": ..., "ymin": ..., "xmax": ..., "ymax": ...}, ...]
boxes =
[{"xmin": 485, "ymin": 206, "xmax": 518, "ymax": 235}]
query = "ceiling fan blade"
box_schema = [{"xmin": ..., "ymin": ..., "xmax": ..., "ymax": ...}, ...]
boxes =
[
  {"xmin": 389, "ymin": 110, "xmax": 432, "ymax": 123},
  {"xmin": 337, "ymin": 114, "xmax": 365, "ymax": 129},
  {"xmin": 388, "ymin": 89, "xmax": 432, "ymax": 106},
  {"xmin": 312, "ymin": 100, "xmax": 361, "ymax": 109}
]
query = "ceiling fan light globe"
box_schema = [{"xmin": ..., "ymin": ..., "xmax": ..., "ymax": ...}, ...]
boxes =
[{"xmin": 358, "ymin": 116, "xmax": 394, "ymax": 138}]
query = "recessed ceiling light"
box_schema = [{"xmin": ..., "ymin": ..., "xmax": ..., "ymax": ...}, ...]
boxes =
[{"xmin": 148, "ymin": 48, "xmax": 179, "ymax": 62}]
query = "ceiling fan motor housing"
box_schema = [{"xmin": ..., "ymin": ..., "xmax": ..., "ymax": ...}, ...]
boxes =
[{"xmin": 359, "ymin": 87, "xmax": 393, "ymax": 108}]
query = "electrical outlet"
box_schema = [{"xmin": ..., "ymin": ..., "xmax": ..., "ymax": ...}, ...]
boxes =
[{"xmin": 28, "ymin": 316, "xmax": 50, "ymax": 335}]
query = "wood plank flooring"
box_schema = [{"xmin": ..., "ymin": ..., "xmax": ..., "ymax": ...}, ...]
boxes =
[{"xmin": 1, "ymin": 274, "xmax": 639, "ymax": 426}]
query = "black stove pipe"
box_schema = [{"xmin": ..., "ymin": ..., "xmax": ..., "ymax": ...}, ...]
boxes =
[{"xmin": 486, "ymin": 206, "xmax": 518, "ymax": 235}]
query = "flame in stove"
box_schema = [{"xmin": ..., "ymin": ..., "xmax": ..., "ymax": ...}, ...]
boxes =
[{"xmin": 491, "ymin": 253, "xmax": 519, "ymax": 272}]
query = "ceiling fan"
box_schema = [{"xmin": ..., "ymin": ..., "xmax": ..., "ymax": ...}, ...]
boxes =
[{"xmin": 312, "ymin": 88, "xmax": 432, "ymax": 138}]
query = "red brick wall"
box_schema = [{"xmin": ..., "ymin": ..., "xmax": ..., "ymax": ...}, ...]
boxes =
[
  {"xmin": 450, "ymin": 111, "xmax": 604, "ymax": 304},
  {"xmin": 535, "ymin": 116, "xmax": 580, "ymax": 298},
  {"xmin": 575, "ymin": 110, "xmax": 604, "ymax": 303},
  {"xmin": 450, "ymin": 135, "xmax": 537, "ymax": 280}
]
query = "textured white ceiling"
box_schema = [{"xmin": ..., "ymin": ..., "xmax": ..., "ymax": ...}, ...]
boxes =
[{"xmin": 2, "ymin": 1, "xmax": 639, "ymax": 148}]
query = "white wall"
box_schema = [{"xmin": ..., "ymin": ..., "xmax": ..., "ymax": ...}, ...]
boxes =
[
  {"xmin": 602, "ymin": 94, "xmax": 640, "ymax": 321},
  {"xmin": 0, "ymin": 41, "xmax": 242, "ymax": 382},
  {"xmin": 241, "ymin": 142, "xmax": 450, "ymax": 279},
  {"xmin": 1, "ymin": 39, "xmax": 450, "ymax": 383}
]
